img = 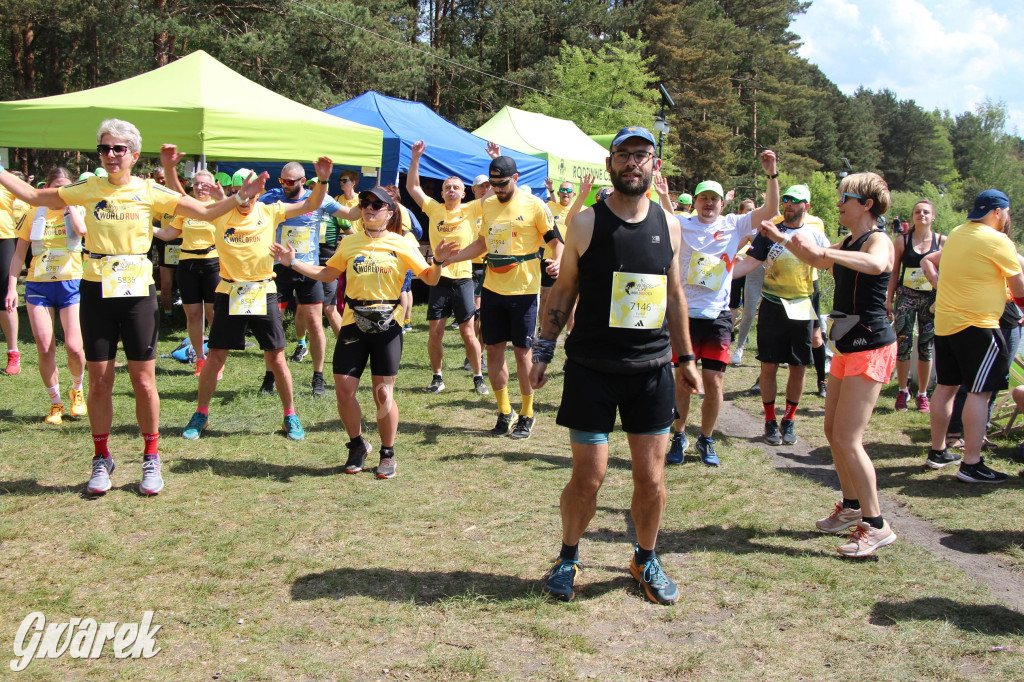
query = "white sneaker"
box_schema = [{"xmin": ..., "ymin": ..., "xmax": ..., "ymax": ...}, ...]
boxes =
[
  {"xmin": 139, "ymin": 457, "xmax": 164, "ymax": 495},
  {"xmin": 87, "ymin": 456, "xmax": 115, "ymax": 495},
  {"xmin": 730, "ymin": 347, "xmax": 743, "ymax": 366}
]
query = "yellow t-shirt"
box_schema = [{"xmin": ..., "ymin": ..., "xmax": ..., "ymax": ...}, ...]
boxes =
[
  {"xmin": 170, "ymin": 198, "xmax": 218, "ymax": 260},
  {"xmin": 468, "ymin": 191, "xmax": 554, "ymax": 295},
  {"xmin": 422, "ymin": 197, "xmax": 476, "ymax": 280},
  {"xmin": 58, "ymin": 176, "xmax": 181, "ymax": 283},
  {"xmin": 759, "ymin": 213, "xmax": 829, "ymax": 298},
  {"xmin": 0, "ymin": 186, "xmax": 17, "ymax": 239},
  {"xmin": 210, "ymin": 202, "xmax": 288, "ymax": 294},
  {"xmin": 935, "ymin": 222, "xmax": 1023, "ymax": 336},
  {"xmin": 326, "ymin": 231, "xmax": 429, "ymax": 327},
  {"xmin": 16, "ymin": 206, "xmax": 85, "ymax": 282},
  {"xmin": 545, "ymin": 200, "xmax": 573, "ymax": 261}
]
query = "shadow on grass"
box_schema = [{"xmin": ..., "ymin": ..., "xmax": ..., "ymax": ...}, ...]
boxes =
[
  {"xmin": 438, "ymin": 449, "xmax": 629, "ymax": 471},
  {"xmin": 0, "ymin": 479, "xmax": 76, "ymax": 496},
  {"xmin": 940, "ymin": 529, "xmax": 1024, "ymax": 556},
  {"xmin": 870, "ymin": 597, "xmax": 1024, "ymax": 635},
  {"xmin": 585, "ymin": 524, "xmax": 822, "ymax": 558},
  {"xmin": 170, "ymin": 457, "xmax": 346, "ymax": 482}
]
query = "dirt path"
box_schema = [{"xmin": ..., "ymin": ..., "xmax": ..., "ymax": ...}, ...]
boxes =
[{"xmin": 715, "ymin": 401, "xmax": 1024, "ymax": 613}]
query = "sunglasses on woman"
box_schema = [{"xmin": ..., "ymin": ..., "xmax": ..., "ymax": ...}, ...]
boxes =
[
  {"xmin": 838, "ymin": 192, "xmax": 868, "ymax": 205},
  {"xmin": 96, "ymin": 144, "xmax": 130, "ymax": 157},
  {"xmin": 360, "ymin": 198, "xmax": 389, "ymax": 211}
]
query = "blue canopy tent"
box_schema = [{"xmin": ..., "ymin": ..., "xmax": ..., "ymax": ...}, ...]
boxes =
[{"xmin": 323, "ymin": 91, "xmax": 548, "ymax": 196}]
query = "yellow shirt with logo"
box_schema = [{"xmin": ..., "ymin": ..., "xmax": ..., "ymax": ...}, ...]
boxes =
[
  {"xmin": 326, "ymin": 231, "xmax": 430, "ymax": 326},
  {"xmin": 422, "ymin": 197, "xmax": 476, "ymax": 280},
  {"xmin": 0, "ymin": 185, "xmax": 17, "ymax": 239},
  {"xmin": 209, "ymin": 202, "xmax": 288, "ymax": 294},
  {"xmin": 545, "ymin": 200, "xmax": 573, "ymax": 261},
  {"xmin": 467, "ymin": 191, "xmax": 554, "ymax": 295},
  {"xmin": 58, "ymin": 176, "xmax": 181, "ymax": 283},
  {"xmin": 169, "ymin": 198, "xmax": 218, "ymax": 260},
  {"xmin": 935, "ymin": 221, "xmax": 1023, "ymax": 335},
  {"xmin": 16, "ymin": 206, "xmax": 85, "ymax": 282},
  {"xmin": 758, "ymin": 213, "xmax": 829, "ymax": 298}
]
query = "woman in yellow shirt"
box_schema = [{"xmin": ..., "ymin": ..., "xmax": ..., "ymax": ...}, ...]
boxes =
[
  {"xmin": 4, "ymin": 167, "xmax": 87, "ymax": 424},
  {"xmin": 273, "ymin": 187, "xmax": 457, "ymax": 480}
]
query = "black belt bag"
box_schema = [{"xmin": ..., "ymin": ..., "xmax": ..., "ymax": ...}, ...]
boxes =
[{"xmin": 346, "ymin": 297, "xmax": 400, "ymax": 334}]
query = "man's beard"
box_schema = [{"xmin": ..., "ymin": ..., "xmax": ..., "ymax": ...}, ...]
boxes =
[
  {"xmin": 285, "ymin": 185, "xmax": 302, "ymax": 200},
  {"xmin": 610, "ymin": 166, "xmax": 651, "ymax": 197}
]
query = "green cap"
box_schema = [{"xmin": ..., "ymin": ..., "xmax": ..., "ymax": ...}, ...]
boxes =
[
  {"xmin": 94, "ymin": 167, "xmax": 108, "ymax": 178},
  {"xmin": 214, "ymin": 172, "xmax": 232, "ymax": 187},
  {"xmin": 677, "ymin": 193, "xmax": 692, "ymax": 206},
  {"xmin": 693, "ymin": 181, "xmax": 723, "ymax": 199},
  {"xmin": 36, "ymin": 181, "xmax": 46, "ymax": 188},
  {"xmin": 231, "ymin": 168, "xmax": 252, "ymax": 187},
  {"xmin": 305, "ymin": 178, "xmax": 318, "ymax": 188},
  {"xmin": 782, "ymin": 184, "xmax": 811, "ymax": 203},
  {"xmin": 78, "ymin": 172, "xmax": 95, "ymax": 181}
]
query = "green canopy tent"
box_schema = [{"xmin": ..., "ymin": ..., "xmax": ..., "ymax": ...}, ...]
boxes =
[
  {"xmin": 473, "ymin": 106, "xmax": 611, "ymax": 201},
  {"xmin": 0, "ymin": 50, "xmax": 383, "ymax": 168},
  {"xmin": 588, "ymin": 133, "xmax": 616, "ymax": 149}
]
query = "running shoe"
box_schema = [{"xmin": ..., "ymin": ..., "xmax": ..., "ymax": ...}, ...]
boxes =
[
  {"xmin": 68, "ymin": 388, "xmax": 87, "ymax": 417},
  {"xmin": 87, "ymin": 456, "xmax": 115, "ymax": 495},
  {"xmin": 916, "ymin": 394, "xmax": 930, "ymax": 413},
  {"xmin": 425, "ymin": 374, "xmax": 445, "ymax": 393},
  {"xmin": 463, "ymin": 358, "xmax": 472, "ymax": 371},
  {"xmin": 473, "ymin": 375, "xmax": 489, "ymax": 395},
  {"xmin": 956, "ymin": 458, "xmax": 1007, "ymax": 484},
  {"xmin": 542, "ymin": 557, "xmax": 582, "ymax": 602},
  {"xmin": 447, "ymin": 320, "xmax": 459, "ymax": 330},
  {"xmin": 696, "ymin": 435, "xmax": 719, "ymax": 467},
  {"xmin": 139, "ymin": 456, "xmax": 164, "ymax": 496},
  {"xmin": 894, "ymin": 390, "xmax": 909, "ymax": 411},
  {"xmin": 283, "ymin": 414, "xmax": 305, "ymax": 441},
  {"xmin": 182, "ymin": 412, "xmax": 208, "ymax": 440},
  {"xmin": 402, "ymin": 323, "xmax": 413, "ymax": 334},
  {"xmin": 194, "ymin": 357, "xmax": 206, "ymax": 377},
  {"xmin": 491, "ymin": 410, "xmax": 515, "ymax": 437},
  {"xmin": 763, "ymin": 420, "xmax": 782, "ymax": 446},
  {"xmin": 837, "ymin": 520, "xmax": 897, "ymax": 557},
  {"xmin": 729, "ymin": 347, "xmax": 743, "ymax": 367},
  {"xmin": 344, "ymin": 436, "xmax": 370, "ymax": 474},
  {"xmin": 666, "ymin": 431, "xmax": 688, "ymax": 465},
  {"xmin": 815, "ymin": 502, "xmax": 862, "ymax": 533},
  {"xmin": 780, "ymin": 419, "xmax": 797, "ymax": 445},
  {"xmin": 4, "ymin": 349, "xmax": 21, "ymax": 375},
  {"xmin": 376, "ymin": 454, "xmax": 397, "ymax": 479},
  {"xmin": 290, "ymin": 343, "xmax": 308, "ymax": 363},
  {"xmin": 629, "ymin": 549, "xmax": 679, "ymax": 605},
  {"xmin": 748, "ymin": 379, "xmax": 760, "ymax": 396},
  {"xmin": 45, "ymin": 403, "xmax": 64, "ymax": 425},
  {"xmin": 816, "ymin": 380, "xmax": 827, "ymax": 398},
  {"xmin": 924, "ymin": 448, "xmax": 961, "ymax": 469},
  {"xmin": 312, "ymin": 374, "xmax": 326, "ymax": 397},
  {"xmin": 258, "ymin": 372, "xmax": 276, "ymax": 395},
  {"xmin": 509, "ymin": 415, "xmax": 534, "ymax": 440}
]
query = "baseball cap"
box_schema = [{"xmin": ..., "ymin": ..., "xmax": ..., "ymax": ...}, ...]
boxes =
[
  {"xmin": 94, "ymin": 167, "xmax": 108, "ymax": 178},
  {"xmin": 693, "ymin": 181, "xmax": 724, "ymax": 199},
  {"xmin": 611, "ymin": 126, "xmax": 657, "ymax": 149},
  {"xmin": 305, "ymin": 178, "xmax": 318, "ymax": 188},
  {"xmin": 472, "ymin": 174, "xmax": 489, "ymax": 188},
  {"xmin": 214, "ymin": 172, "xmax": 232, "ymax": 187},
  {"xmin": 358, "ymin": 186, "xmax": 396, "ymax": 210},
  {"xmin": 231, "ymin": 168, "xmax": 252, "ymax": 187},
  {"xmin": 782, "ymin": 184, "xmax": 811, "ymax": 203},
  {"xmin": 677, "ymin": 193, "xmax": 692, "ymax": 206},
  {"xmin": 489, "ymin": 156, "xmax": 517, "ymax": 180},
  {"xmin": 967, "ymin": 189, "xmax": 1010, "ymax": 221}
]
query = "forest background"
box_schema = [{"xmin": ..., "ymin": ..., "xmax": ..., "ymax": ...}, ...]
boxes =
[{"xmin": 2, "ymin": 0, "xmax": 1022, "ymax": 240}]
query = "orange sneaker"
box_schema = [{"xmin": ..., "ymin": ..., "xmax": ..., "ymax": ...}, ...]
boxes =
[
  {"xmin": 45, "ymin": 403, "xmax": 64, "ymax": 425},
  {"xmin": 194, "ymin": 357, "xmax": 206, "ymax": 377},
  {"xmin": 68, "ymin": 388, "xmax": 87, "ymax": 417}
]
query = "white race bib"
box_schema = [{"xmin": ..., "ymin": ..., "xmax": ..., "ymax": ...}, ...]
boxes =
[
  {"xmin": 779, "ymin": 296, "xmax": 815, "ymax": 320},
  {"xmin": 902, "ymin": 267, "xmax": 933, "ymax": 291},
  {"xmin": 686, "ymin": 251, "xmax": 727, "ymax": 291},
  {"xmin": 228, "ymin": 281, "xmax": 268, "ymax": 316},
  {"xmin": 100, "ymin": 255, "xmax": 150, "ymax": 298},
  {"xmin": 164, "ymin": 243, "xmax": 181, "ymax": 266},
  {"xmin": 285, "ymin": 224, "xmax": 312, "ymax": 254},
  {"xmin": 609, "ymin": 272, "xmax": 667, "ymax": 329},
  {"xmin": 32, "ymin": 249, "xmax": 73, "ymax": 281},
  {"xmin": 486, "ymin": 222, "xmax": 513, "ymax": 256}
]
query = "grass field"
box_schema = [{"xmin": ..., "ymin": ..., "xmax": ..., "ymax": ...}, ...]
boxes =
[{"xmin": 1, "ymin": 302, "xmax": 1023, "ymax": 680}]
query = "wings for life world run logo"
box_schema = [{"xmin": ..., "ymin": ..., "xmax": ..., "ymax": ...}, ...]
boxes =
[
  {"xmin": 92, "ymin": 200, "xmax": 141, "ymax": 223},
  {"xmin": 10, "ymin": 611, "xmax": 161, "ymax": 671},
  {"xmin": 623, "ymin": 279, "xmax": 655, "ymax": 298},
  {"xmin": 222, "ymin": 227, "xmax": 262, "ymax": 245},
  {"xmin": 352, "ymin": 253, "xmax": 396, "ymax": 275}
]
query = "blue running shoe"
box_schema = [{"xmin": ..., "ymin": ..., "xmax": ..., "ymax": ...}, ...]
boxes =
[
  {"xmin": 542, "ymin": 557, "xmax": 582, "ymax": 601},
  {"xmin": 666, "ymin": 430, "xmax": 688, "ymax": 464},
  {"xmin": 696, "ymin": 435, "xmax": 719, "ymax": 467},
  {"xmin": 182, "ymin": 411, "xmax": 208, "ymax": 440},
  {"xmin": 283, "ymin": 414, "xmax": 305, "ymax": 441},
  {"xmin": 629, "ymin": 549, "xmax": 678, "ymax": 605}
]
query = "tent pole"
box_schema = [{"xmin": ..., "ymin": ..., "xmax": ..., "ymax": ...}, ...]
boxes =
[{"xmin": 198, "ymin": 154, "xmax": 207, "ymax": 172}]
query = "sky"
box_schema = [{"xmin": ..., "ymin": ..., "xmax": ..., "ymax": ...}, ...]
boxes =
[{"xmin": 789, "ymin": 0, "xmax": 1024, "ymax": 132}]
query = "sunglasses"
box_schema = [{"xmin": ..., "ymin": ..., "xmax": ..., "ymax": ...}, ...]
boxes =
[
  {"xmin": 280, "ymin": 177, "xmax": 304, "ymax": 186},
  {"xmin": 340, "ymin": 178, "xmax": 354, "ymax": 184},
  {"xmin": 781, "ymin": 196, "xmax": 806, "ymax": 204},
  {"xmin": 557, "ymin": 188, "xmax": 574, "ymax": 194},
  {"xmin": 838, "ymin": 192, "xmax": 868, "ymax": 205},
  {"xmin": 489, "ymin": 178, "xmax": 513, "ymax": 188},
  {"xmin": 360, "ymin": 198, "xmax": 390, "ymax": 211},
  {"xmin": 96, "ymin": 144, "xmax": 130, "ymax": 157}
]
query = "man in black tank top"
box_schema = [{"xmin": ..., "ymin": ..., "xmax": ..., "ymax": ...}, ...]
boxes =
[{"xmin": 529, "ymin": 126, "xmax": 701, "ymax": 606}]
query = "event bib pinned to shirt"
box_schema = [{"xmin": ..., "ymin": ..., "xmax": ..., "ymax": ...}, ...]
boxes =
[
  {"xmin": 228, "ymin": 281, "xmax": 268, "ymax": 316},
  {"xmin": 609, "ymin": 272, "xmax": 667, "ymax": 329},
  {"xmin": 686, "ymin": 252, "xmax": 728, "ymax": 291},
  {"xmin": 100, "ymin": 255, "xmax": 150, "ymax": 298},
  {"xmin": 902, "ymin": 267, "xmax": 933, "ymax": 291},
  {"xmin": 284, "ymin": 223, "xmax": 312, "ymax": 254},
  {"xmin": 779, "ymin": 295, "xmax": 816, "ymax": 320},
  {"xmin": 32, "ymin": 249, "xmax": 74, "ymax": 281},
  {"xmin": 485, "ymin": 222, "xmax": 513, "ymax": 256},
  {"xmin": 164, "ymin": 243, "xmax": 181, "ymax": 266}
]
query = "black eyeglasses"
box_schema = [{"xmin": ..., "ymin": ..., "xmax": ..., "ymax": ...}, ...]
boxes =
[
  {"xmin": 839, "ymin": 192, "xmax": 868, "ymax": 205},
  {"xmin": 280, "ymin": 177, "xmax": 304, "ymax": 186},
  {"xmin": 781, "ymin": 197, "xmax": 806, "ymax": 204},
  {"xmin": 558, "ymin": 188, "xmax": 574, "ymax": 194},
  {"xmin": 360, "ymin": 198, "xmax": 389, "ymax": 211},
  {"xmin": 97, "ymin": 144, "xmax": 130, "ymax": 158},
  {"xmin": 610, "ymin": 150, "xmax": 654, "ymax": 165}
]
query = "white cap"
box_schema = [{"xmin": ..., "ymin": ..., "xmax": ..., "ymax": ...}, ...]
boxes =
[{"xmin": 472, "ymin": 174, "xmax": 489, "ymax": 187}]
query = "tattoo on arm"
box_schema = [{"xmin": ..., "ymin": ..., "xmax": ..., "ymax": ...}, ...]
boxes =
[{"xmin": 543, "ymin": 308, "xmax": 567, "ymax": 339}]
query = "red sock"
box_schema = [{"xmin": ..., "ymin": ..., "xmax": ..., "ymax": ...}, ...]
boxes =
[
  {"xmin": 284, "ymin": 408, "xmax": 297, "ymax": 417},
  {"xmin": 763, "ymin": 403, "xmax": 776, "ymax": 422},
  {"xmin": 197, "ymin": 405, "xmax": 209, "ymax": 416},
  {"xmin": 142, "ymin": 432, "xmax": 159, "ymax": 456},
  {"xmin": 92, "ymin": 433, "xmax": 110, "ymax": 458},
  {"xmin": 783, "ymin": 400, "xmax": 799, "ymax": 421}
]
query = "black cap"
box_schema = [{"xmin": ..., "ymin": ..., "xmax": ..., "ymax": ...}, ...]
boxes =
[
  {"xmin": 489, "ymin": 156, "xmax": 517, "ymax": 180},
  {"xmin": 358, "ymin": 186, "xmax": 396, "ymax": 210}
]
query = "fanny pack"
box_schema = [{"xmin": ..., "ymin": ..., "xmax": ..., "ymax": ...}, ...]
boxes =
[
  {"xmin": 486, "ymin": 252, "xmax": 538, "ymax": 274},
  {"xmin": 346, "ymin": 297, "xmax": 399, "ymax": 334},
  {"xmin": 827, "ymin": 311, "xmax": 861, "ymax": 345}
]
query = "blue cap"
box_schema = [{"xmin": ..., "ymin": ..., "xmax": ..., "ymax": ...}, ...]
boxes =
[
  {"xmin": 967, "ymin": 189, "xmax": 1010, "ymax": 220},
  {"xmin": 611, "ymin": 126, "xmax": 657, "ymax": 149}
]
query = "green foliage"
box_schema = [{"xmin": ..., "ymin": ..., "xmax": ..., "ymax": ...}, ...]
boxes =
[{"xmin": 888, "ymin": 181, "xmax": 966, "ymax": 237}]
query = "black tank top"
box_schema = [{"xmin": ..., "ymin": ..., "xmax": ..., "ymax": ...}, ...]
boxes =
[
  {"xmin": 898, "ymin": 230, "xmax": 940, "ymax": 286},
  {"xmin": 832, "ymin": 229, "xmax": 896, "ymax": 353},
  {"xmin": 565, "ymin": 201, "xmax": 674, "ymax": 372}
]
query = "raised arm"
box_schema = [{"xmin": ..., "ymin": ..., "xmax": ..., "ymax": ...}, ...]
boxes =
[
  {"xmin": 748, "ymin": 150, "xmax": 779, "ymax": 226},
  {"xmin": 270, "ymin": 242, "xmax": 342, "ymax": 283},
  {"xmin": 160, "ymin": 144, "xmax": 188, "ymax": 196},
  {"xmin": 176, "ymin": 171, "xmax": 267, "ymax": 222},
  {"xmin": 566, "ymin": 173, "xmax": 594, "ymax": 223},
  {"xmin": 406, "ymin": 141, "xmax": 429, "ymax": 208},
  {"xmin": 0, "ymin": 167, "xmax": 66, "ymax": 209},
  {"xmin": 284, "ymin": 157, "xmax": 332, "ymax": 220},
  {"xmin": 653, "ymin": 172, "xmax": 671, "ymax": 209}
]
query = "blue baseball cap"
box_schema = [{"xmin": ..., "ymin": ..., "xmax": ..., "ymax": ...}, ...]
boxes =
[
  {"xmin": 967, "ymin": 189, "xmax": 1010, "ymax": 221},
  {"xmin": 611, "ymin": 126, "xmax": 657, "ymax": 149}
]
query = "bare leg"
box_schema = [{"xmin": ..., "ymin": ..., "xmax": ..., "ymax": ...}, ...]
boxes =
[
  {"xmin": 961, "ymin": 391, "xmax": 992, "ymax": 465},
  {"xmin": 183, "ymin": 303, "xmax": 206, "ymax": 359},
  {"xmin": 826, "ymin": 373, "xmax": 885, "ymax": 518},
  {"xmin": 300, "ymin": 303, "xmax": 326, "ymax": 373},
  {"xmin": 196, "ymin": 349, "xmax": 229, "ymax": 406},
  {"xmin": 27, "ymin": 304, "xmax": 58, "ymax": 389},
  {"xmin": 700, "ymin": 369, "xmax": 724, "ymax": 437},
  {"xmin": 57, "ymin": 304, "xmax": 85, "ymax": 380},
  {"xmin": 627, "ymin": 432, "xmax": 671, "ymax": 550},
  {"xmin": 929, "ymin": 383, "xmax": 958, "ymax": 450},
  {"xmin": 560, "ymin": 442, "xmax": 609, "ymax": 545},
  {"xmin": 127, "ymin": 359, "xmax": 159, "ymax": 434},
  {"xmin": 334, "ymin": 373, "xmax": 363, "ymax": 439},
  {"xmin": 459, "ymin": 320, "xmax": 482, "ymax": 374},
  {"xmin": 486, "ymin": 342, "xmax": 509, "ymax": 393},
  {"xmin": 371, "ymin": 375, "xmax": 398, "ymax": 447},
  {"xmin": 513, "ymin": 345, "xmax": 534, "ymax": 398},
  {"xmin": 427, "ymin": 318, "xmax": 446, "ymax": 374},
  {"xmin": 266, "ymin": 349, "xmax": 294, "ymax": 411},
  {"xmin": 785, "ymin": 365, "xmax": 807, "ymax": 404}
]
